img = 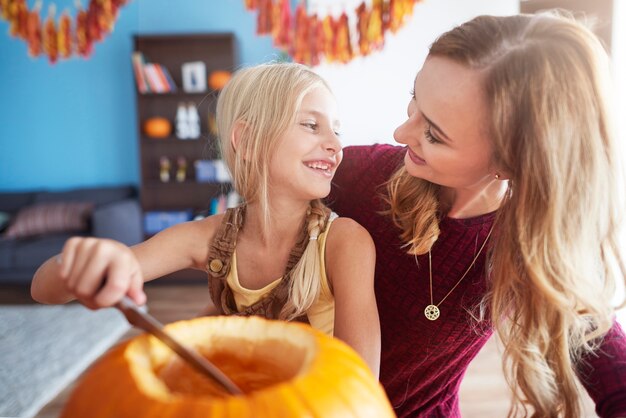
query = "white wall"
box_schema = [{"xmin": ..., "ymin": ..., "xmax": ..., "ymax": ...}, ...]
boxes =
[{"xmin": 311, "ymin": 0, "xmax": 519, "ymax": 146}]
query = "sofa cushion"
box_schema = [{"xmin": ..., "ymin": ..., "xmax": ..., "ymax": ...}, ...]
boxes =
[
  {"xmin": 5, "ymin": 202, "xmax": 94, "ymax": 239},
  {"xmin": 34, "ymin": 186, "xmax": 135, "ymax": 207},
  {"xmin": 0, "ymin": 185, "xmax": 141, "ymax": 286},
  {"xmin": 92, "ymin": 199, "xmax": 143, "ymax": 245}
]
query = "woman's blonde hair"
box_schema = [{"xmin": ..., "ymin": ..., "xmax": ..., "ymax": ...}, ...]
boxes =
[
  {"xmin": 388, "ymin": 11, "xmax": 626, "ymax": 417},
  {"xmin": 216, "ymin": 62, "xmax": 333, "ymax": 320}
]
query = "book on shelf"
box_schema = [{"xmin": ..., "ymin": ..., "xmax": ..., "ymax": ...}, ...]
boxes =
[
  {"xmin": 144, "ymin": 63, "xmax": 167, "ymax": 93},
  {"xmin": 151, "ymin": 64, "xmax": 178, "ymax": 93},
  {"xmin": 131, "ymin": 52, "xmax": 149, "ymax": 93},
  {"xmin": 131, "ymin": 51, "xmax": 178, "ymax": 94},
  {"xmin": 158, "ymin": 65, "xmax": 177, "ymax": 92}
]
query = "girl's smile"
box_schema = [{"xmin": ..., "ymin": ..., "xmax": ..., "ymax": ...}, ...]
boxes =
[{"xmin": 303, "ymin": 159, "xmax": 337, "ymax": 178}]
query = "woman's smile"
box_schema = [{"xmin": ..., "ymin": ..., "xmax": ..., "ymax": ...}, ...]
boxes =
[{"xmin": 407, "ymin": 147, "xmax": 427, "ymax": 166}]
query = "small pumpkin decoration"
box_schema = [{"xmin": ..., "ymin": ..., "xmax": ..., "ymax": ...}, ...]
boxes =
[
  {"xmin": 61, "ymin": 316, "xmax": 395, "ymax": 418},
  {"xmin": 208, "ymin": 70, "xmax": 232, "ymax": 91},
  {"xmin": 143, "ymin": 117, "xmax": 172, "ymax": 138}
]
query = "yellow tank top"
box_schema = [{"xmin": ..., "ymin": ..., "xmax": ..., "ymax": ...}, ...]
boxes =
[{"xmin": 226, "ymin": 214, "xmax": 337, "ymax": 336}]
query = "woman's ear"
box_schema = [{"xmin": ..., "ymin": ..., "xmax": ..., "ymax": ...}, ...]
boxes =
[
  {"xmin": 489, "ymin": 159, "xmax": 512, "ymax": 181},
  {"xmin": 493, "ymin": 170, "xmax": 512, "ymax": 181}
]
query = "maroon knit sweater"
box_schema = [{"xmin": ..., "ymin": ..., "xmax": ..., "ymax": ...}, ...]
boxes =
[{"xmin": 327, "ymin": 144, "xmax": 626, "ymax": 418}]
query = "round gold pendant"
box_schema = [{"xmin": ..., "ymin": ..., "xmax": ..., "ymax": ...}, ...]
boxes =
[{"xmin": 424, "ymin": 304, "xmax": 440, "ymax": 321}]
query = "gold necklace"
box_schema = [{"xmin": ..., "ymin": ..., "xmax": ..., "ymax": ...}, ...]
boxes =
[{"xmin": 422, "ymin": 225, "xmax": 494, "ymax": 321}]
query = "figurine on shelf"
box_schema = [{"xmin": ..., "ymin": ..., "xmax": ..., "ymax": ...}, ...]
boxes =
[
  {"xmin": 159, "ymin": 156, "xmax": 171, "ymax": 182},
  {"xmin": 176, "ymin": 156, "xmax": 187, "ymax": 182},
  {"xmin": 175, "ymin": 102, "xmax": 190, "ymax": 139},
  {"xmin": 187, "ymin": 102, "xmax": 201, "ymax": 139}
]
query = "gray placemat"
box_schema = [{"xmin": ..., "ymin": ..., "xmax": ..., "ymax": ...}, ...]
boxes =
[{"xmin": 0, "ymin": 304, "xmax": 130, "ymax": 418}]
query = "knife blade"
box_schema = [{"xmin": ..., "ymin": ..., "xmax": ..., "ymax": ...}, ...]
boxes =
[{"xmin": 115, "ymin": 296, "xmax": 243, "ymax": 395}]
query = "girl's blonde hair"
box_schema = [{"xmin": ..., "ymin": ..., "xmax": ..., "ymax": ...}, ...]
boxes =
[
  {"xmin": 216, "ymin": 62, "xmax": 333, "ymax": 320},
  {"xmin": 388, "ymin": 11, "xmax": 626, "ymax": 417}
]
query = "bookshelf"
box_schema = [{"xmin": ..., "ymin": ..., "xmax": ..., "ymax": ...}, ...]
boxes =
[{"xmin": 133, "ymin": 33, "xmax": 237, "ymax": 279}]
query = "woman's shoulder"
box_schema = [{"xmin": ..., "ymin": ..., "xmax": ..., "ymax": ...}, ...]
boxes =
[
  {"xmin": 328, "ymin": 144, "xmax": 404, "ymax": 218},
  {"xmin": 342, "ymin": 144, "xmax": 405, "ymax": 171},
  {"xmin": 335, "ymin": 144, "xmax": 404, "ymax": 188}
]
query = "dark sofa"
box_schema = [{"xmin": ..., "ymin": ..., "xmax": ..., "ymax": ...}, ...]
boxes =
[{"xmin": 0, "ymin": 185, "xmax": 143, "ymax": 285}]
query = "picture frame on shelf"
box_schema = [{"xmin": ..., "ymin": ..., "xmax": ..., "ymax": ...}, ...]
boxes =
[{"xmin": 181, "ymin": 61, "xmax": 207, "ymax": 93}]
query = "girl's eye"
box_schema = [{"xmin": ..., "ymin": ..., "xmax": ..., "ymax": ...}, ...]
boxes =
[
  {"xmin": 424, "ymin": 124, "xmax": 442, "ymax": 144},
  {"xmin": 409, "ymin": 87, "xmax": 416, "ymax": 100},
  {"xmin": 333, "ymin": 131, "xmax": 341, "ymax": 137}
]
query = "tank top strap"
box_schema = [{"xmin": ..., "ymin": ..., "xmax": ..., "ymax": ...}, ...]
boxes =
[{"xmin": 207, "ymin": 206, "xmax": 244, "ymax": 315}]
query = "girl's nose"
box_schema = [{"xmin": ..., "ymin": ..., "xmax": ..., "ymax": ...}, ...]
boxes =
[{"xmin": 325, "ymin": 132, "xmax": 342, "ymax": 154}]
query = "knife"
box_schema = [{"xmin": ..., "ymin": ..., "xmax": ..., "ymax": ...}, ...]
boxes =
[{"xmin": 115, "ymin": 296, "xmax": 243, "ymax": 395}]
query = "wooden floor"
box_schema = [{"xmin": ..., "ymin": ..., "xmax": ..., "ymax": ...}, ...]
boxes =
[{"xmin": 6, "ymin": 283, "xmax": 596, "ymax": 418}]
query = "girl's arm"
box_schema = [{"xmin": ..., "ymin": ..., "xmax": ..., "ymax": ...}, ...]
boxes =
[
  {"xmin": 325, "ymin": 217, "xmax": 381, "ymax": 378},
  {"xmin": 31, "ymin": 215, "xmax": 221, "ymax": 308}
]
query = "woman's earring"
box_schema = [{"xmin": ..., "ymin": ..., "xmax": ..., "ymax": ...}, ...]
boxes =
[{"xmin": 494, "ymin": 173, "xmax": 500, "ymax": 180}]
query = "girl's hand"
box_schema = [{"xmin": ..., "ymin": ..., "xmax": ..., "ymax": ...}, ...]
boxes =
[{"xmin": 58, "ymin": 237, "xmax": 146, "ymax": 310}]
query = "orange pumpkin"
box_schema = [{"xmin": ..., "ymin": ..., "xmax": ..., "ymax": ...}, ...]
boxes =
[
  {"xmin": 143, "ymin": 117, "xmax": 172, "ymax": 138},
  {"xmin": 61, "ymin": 316, "xmax": 395, "ymax": 418},
  {"xmin": 208, "ymin": 70, "xmax": 232, "ymax": 91}
]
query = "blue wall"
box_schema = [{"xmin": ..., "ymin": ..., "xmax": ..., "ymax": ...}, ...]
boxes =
[{"xmin": 0, "ymin": 0, "xmax": 280, "ymax": 191}]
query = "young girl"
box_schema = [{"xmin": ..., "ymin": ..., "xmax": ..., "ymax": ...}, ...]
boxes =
[{"xmin": 31, "ymin": 62, "xmax": 380, "ymax": 376}]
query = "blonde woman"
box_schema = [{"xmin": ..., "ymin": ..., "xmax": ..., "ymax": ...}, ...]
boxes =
[
  {"xmin": 328, "ymin": 12, "xmax": 626, "ymax": 417},
  {"xmin": 31, "ymin": 63, "xmax": 380, "ymax": 376}
]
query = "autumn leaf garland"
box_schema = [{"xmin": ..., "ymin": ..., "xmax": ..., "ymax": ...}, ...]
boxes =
[
  {"xmin": 245, "ymin": 0, "xmax": 423, "ymax": 66},
  {"xmin": 1, "ymin": 0, "xmax": 421, "ymax": 65},
  {"xmin": 0, "ymin": 0, "xmax": 129, "ymax": 63}
]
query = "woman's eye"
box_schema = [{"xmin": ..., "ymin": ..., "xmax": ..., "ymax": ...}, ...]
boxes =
[
  {"xmin": 424, "ymin": 124, "xmax": 442, "ymax": 144},
  {"xmin": 301, "ymin": 122, "xmax": 318, "ymax": 131},
  {"xmin": 409, "ymin": 88, "xmax": 416, "ymax": 100}
]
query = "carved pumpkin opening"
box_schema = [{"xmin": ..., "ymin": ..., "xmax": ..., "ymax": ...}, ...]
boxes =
[
  {"xmin": 62, "ymin": 316, "xmax": 395, "ymax": 418},
  {"xmin": 132, "ymin": 320, "xmax": 313, "ymax": 398}
]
